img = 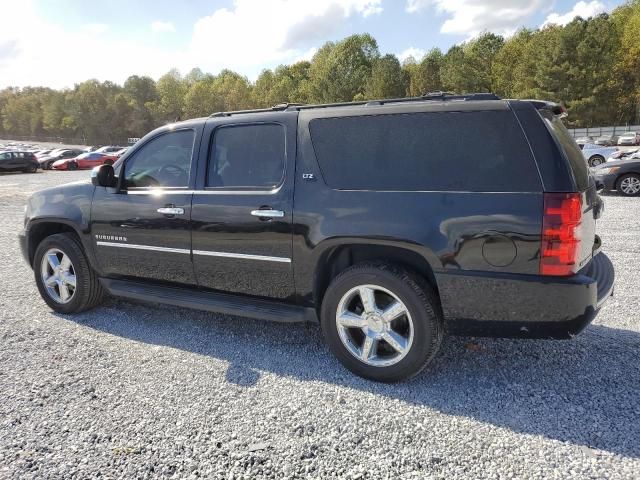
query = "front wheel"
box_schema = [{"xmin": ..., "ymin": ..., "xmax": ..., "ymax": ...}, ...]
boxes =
[
  {"xmin": 67, "ymin": 162, "xmax": 78, "ymax": 171},
  {"xmin": 33, "ymin": 233, "xmax": 105, "ymax": 313},
  {"xmin": 321, "ymin": 263, "xmax": 443, "ymax": 382},
  {"xmin": 618, "ymin": 173, "xmax": 640, "ymax": 197}
]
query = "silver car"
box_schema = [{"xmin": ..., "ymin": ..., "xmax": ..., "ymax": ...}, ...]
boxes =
[
  {"xmin": 617, "ymin": 132, "xmax": 639, "ymax": 146},
  {"xmin": 581, "ymin": 143, "xmax": 618, "ymax": 167}
]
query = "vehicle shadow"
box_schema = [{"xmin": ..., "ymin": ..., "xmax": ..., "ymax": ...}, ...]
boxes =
[{"xmin": 61, "ymin": 299, "xmax": 640, "ymax": 459}]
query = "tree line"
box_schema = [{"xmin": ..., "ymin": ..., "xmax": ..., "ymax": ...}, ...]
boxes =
[{"xmin": 2, "ymin": 1, "xmax": 640, "ymax": 144}]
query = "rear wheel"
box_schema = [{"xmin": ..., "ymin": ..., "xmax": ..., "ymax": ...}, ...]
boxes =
[
  {"xmin": 589, "ymin": 155, "xmax": 605, "ymax": 167},
  {"xmin": 33, "ymin": 233, "xmax": 105, "ymax": 313},
  {"xmin": 617, "ymin": 173, "xmax": 640, "ymax": 197},
  {"xmin": 321, "ymin": 263, "xmax": 443, "ymax": 382},
  {"xmin": 68, "ymin": 161, "xmax": 78, "ymax": 171}
]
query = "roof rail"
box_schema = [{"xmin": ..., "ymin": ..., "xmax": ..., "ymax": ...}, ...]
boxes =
[
  {"xmin": 209, "ymin": 103, "xmax": 307, "ymax": 118},
  {"xmin": 209, "ymin": 93, "xmax": 501, "ymax": 117}
]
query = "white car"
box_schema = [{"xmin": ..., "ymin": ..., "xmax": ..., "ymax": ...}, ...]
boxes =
[
  {"xmin": 581, "ymin": 143, "xmax": 618, "ymax": 167},
  {"xmin": 617, "ymin": 132, "xmax": 639, "ymax": 146}
]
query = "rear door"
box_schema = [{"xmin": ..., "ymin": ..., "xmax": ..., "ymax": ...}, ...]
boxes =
[
  {"xmin": 91, "ymin": 127, "xmax": 200, "ymax": 285},
  {"xmin": 191, "ymin": 113, "xmax": 297, "ymax": 299}
]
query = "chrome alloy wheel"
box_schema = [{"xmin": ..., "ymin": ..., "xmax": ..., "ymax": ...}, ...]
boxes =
[
  {"xmin": 40, "ymin": 248, "xmax": 77, "ymax": 304},
  {"xmin": 620, "ymin": 176, "xmax": 640, "ymax": 195},
  {"xmin": 335, "ymin": 284, "xmax": 414, "ymax": 367}
]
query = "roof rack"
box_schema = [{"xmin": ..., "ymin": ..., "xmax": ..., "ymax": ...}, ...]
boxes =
[
  {"xmin": 208, "ymin": 92, "xmax": 501, "ymax": 117},
  {"xmin": 209, "ymin": 103, "xmax": 307, "ymax": 118}
]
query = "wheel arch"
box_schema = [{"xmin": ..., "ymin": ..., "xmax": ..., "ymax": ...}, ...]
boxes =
[
  {"xmin": 26, "ymin": 220, "xmax": 86, "ymax": 267},
  {"xmin": 313, "ymin": 242, "xmax": 439, "ymax": 308}
]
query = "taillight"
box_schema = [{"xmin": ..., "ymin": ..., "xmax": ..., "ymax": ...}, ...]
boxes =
[{"xmin": 540, "ymin": 192, "xmax": 583, "ymax": 276}]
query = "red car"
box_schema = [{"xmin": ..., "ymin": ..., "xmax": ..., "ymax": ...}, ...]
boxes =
[{"xmin": 51, "ymin": 152, "xmax": 117, "ymax": 170}]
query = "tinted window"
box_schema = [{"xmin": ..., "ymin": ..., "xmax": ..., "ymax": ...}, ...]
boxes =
[
  {"xmin": 208, "ymin": 124, "xmax": 285, "ymax": 188},
  {"xmin": 309, "ymin": 111, "xmax": 542, "ymax": 192},
  {"xmin": 124, "ymin": 129, "xmax": 194, "ymax": 188},
  {"xmin": 540, "ymin": 111, "xmax": 589, "ymax": 191}
]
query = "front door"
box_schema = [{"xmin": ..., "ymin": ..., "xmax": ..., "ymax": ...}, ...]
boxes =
[
  {"xmin": 191, "ymin": 113, "xmax": 297, "ymax": 299},
  {"xmin": 91, "ymin": 128, "xmax": 199, "ymax": 285}
]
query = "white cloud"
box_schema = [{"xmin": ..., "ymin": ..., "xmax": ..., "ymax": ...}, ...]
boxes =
[
  {"xmin": 542, "ymin": 1, "xmax": 606, "ymax": 27},
  {"xmin": 82, "ymin": 23, "xmax": 109, "ymax": 35},
  {"xmin": 186, "ymin": 0, "xmax": 383, "ymax": 75},
  {"xmin": 0, "ymin": 0, "xmax": 382, "ymax": 89},
  {"xmin": 0, "ymin": 1, "xmax": 182, "ymax": 88},
  {"xmin": 398, "ymin": 47, "xmax": 426, "ymax": 62},
  {"xmin": 151, "ymin": 21, "xmax": 176, "ymax": 33},
  {"xmin": 293, "ymin": 47, "xmax": 319, "ymax": 63},
  {"xmin": 406, "ymin": 0, "xmax": 430, "ymax": 13},
  {"xmin": 406, "ymin": 0, "xmax": 553, "ymax": 37}
]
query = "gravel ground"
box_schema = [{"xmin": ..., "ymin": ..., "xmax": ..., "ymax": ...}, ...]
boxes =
[{"xmin": 1, "ymin": 170, "xmax": 639, "ymax": 479}]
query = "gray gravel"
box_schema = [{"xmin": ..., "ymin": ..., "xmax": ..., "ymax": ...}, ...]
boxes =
[{"xmin": 1, "ymin": 170, "xmax": 639, "ymax": 479}]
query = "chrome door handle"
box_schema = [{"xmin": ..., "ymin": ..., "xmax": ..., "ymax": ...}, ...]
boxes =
[
  {"xmin": 157, "ymin": 207, "xmax": 185, "ymax": 215},
  {"xmin": 251, "ymin": 209, "xmax": 284, "ymax": 218}
]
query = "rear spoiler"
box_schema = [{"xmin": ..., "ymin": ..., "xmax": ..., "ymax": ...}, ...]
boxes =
[{"xmin": 517, "ymin": 99, "xmax": 568, "ymax": 119}]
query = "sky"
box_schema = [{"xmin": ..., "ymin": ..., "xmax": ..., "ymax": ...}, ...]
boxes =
[{"xmin": 0, "ymin": 0, "xmax": 625, "ymax": 89}]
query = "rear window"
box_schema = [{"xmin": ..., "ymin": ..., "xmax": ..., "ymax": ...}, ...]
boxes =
[
  {"xmin": 309, "ymin": 110, "xmax": 541, "ymax": 192},
  {"xmin": 540, "ymin": 110, "xmax": 589, "ymax": 191}
]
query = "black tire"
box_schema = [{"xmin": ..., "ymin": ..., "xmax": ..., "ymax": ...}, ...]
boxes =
[
  {"xmin": 104, "ymin": 159, "xmax": 113, "ymax": 166},
  {"xmin": 320, "ymin": 263, "xmax": 443, "ymax": 382},
  {"xmin": 68, "ymin": 162, "xmax": 78, "ymax": 171},
  {"xmin": 617, "ymin": 173, "xmax": 640, "ymax": 197},
  {"xmin": 33, "ymin": 233, "xmax": 105, "ymax": 313},
  {"xmin": 589, "ymin": 155, "xmax": 605, "ymax": 167}
]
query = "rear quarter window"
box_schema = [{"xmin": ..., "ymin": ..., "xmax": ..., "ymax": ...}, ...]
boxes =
[
  {"xmin": 539, "ymin": 110, "xmax": 590, "ymax": 191},
  {"xmin": 309, "ymin": 110, "xmax": 542, "ymax": 192}
]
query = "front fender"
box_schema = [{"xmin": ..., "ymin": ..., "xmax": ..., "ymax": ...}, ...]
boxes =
[{"xmin": 23, "ymin": 181, "xmax": 98, "ymax": 269}]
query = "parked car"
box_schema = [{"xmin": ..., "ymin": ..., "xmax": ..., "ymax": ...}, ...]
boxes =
[
  {"xmin": 95, "ymin": 146, "xmax": 124, "ymax": 154},
  {"xmin": 112, "ymin": 147, "xmax": 129, "ymax": 157},
  {"xmin": 575, "ymin": 136, "xmax": 594, "ymax": 145},
  {"xmin": 38, "ymin": 149, "xmax": 84, "ymax": 169},
  {"xmin": 0, "ymin": 151, "xmax": 39, "ymax": 173},
  {"xmin": 19, "ymin": 93, "xmax": 614, "ymax": 382},
  {"xmin": 593, "ymin": 158, "xmax": 640, "ymax": 196},
  {"xmin": 581, "ymin": 143, "xmax": 618, "ymax": 167},
  {"xmin": 594, "ymin": 135, "xmax": 619, "ymax": 146},
  {"xmin": 52, "ymin": 152, "xmax": 117, "ymax": 170},
  {"xmin": 609, "ymin": 148, "xmax": 639, "ymax": 161},
  {"xmin": 617, "ymin": 131, "xmax": 640, "ymax": 146},
  {"xmin": 35, "ymin": 149, "xmax": 52, "ymax": 157}
]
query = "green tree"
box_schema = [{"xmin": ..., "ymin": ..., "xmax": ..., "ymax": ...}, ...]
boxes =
[
  {"xmin": 364, "ymin": 54, "xmax": 408, "ymax": 99},
  {"xmin": 149, "ymin": 69, "xmax": 187, "ymax": 124},
  {"xmin": 404, "ymin": 48, "xmax": 443, "ymax": 96},
  {"xmin": 307, "ymin": 33, "xmax": 380, "ymax": 102}
]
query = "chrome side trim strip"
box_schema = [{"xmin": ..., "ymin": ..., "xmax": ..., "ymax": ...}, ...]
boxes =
[
  {"xmin": 95, "ymin": 241, "xmax": 291, "ymax": 263},
  {"xmin": 193, "ymin": 250, "xmax": 291, "ymax": 263},
  {"xmin": 96, "ymin": 241, "xmax": 190, "ymax": 254},
  {"xmin": 126, "ymin": 189, "xmax": 280, "ymax": 195}
]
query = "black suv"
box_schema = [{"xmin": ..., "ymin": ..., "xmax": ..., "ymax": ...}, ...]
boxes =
[
  {"xmin": 19, "ymin": 93, "xmax": 615, "ymax": 382},
  {"xmin": 0, "ymin": 151, "xmax": 39, "ymax": 173}
]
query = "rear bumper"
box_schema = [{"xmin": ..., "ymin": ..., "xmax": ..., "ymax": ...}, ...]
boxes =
[{"xmin": 436, "ymin": 252, "xmax": 614, "ymax": 339}]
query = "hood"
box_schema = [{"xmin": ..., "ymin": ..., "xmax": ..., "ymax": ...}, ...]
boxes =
[{"xmin": 593, "ymin": 158, "xmax": 640, "ymax": 170}]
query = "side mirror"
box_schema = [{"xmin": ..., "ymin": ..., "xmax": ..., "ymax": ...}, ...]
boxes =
[{"xmin": 91, "ymin": 164, "xmax": 117, "ymax": 188}]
